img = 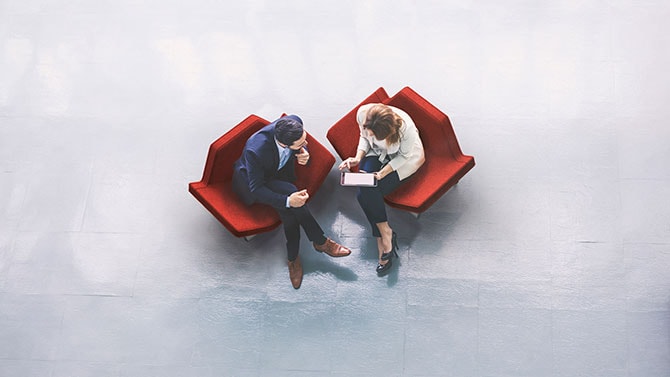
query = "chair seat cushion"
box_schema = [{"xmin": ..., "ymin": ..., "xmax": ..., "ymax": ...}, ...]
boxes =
[
  {"xmin": 189, "ymin": 181, "xmax": 280, "ymax": 237},
  {"xmin": 384, "ymin": 156, "xmax": 473, "ymax": 212}
]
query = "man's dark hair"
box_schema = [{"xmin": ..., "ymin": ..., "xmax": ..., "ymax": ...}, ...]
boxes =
[{"xmin": 275, "ymin": 118, "xmax": 304, "ymax": 145}]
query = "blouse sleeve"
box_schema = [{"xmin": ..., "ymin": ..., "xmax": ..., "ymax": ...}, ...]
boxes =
[
  {"xmin": 386, "ymin": 106, "xmax": 425, "ymax": 176},
  {"xmin": 387, "ymin": 124, "xmax": 421, "ymax": 171}
]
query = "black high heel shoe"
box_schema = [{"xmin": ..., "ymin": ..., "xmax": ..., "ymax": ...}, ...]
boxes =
[
  {"xmin": 376, "ymin": 232, "xmax": 398, "ymax": 276},
  {"xmin": 376, "ymin": 258, "xmax": 393, "ymax": 275}
]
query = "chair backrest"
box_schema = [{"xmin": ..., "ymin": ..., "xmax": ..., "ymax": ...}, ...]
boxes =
[
  {"xmin": 384, "ymin": 87, "xmax": 464, "ymax": 160},
  {"xmin": 327, "ymin": 87, "xmax": 390, "ymax": 160},
  {"xmin": 294, "ymin": 132, "xmax": 335, "ymax": 193},
  {"xmin": 202, "ymin": 115, "xmax": 270, "ymax": 185}
]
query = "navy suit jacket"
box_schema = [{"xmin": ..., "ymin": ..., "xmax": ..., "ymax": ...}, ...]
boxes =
[{"xmin": 232, "ymin": 115, "xmax": 302, "ymax": 209}]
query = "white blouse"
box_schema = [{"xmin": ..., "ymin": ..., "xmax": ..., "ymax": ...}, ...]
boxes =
[{"xmin": 356, "ymin": 103, "xmax": 425, "ymax": 180}]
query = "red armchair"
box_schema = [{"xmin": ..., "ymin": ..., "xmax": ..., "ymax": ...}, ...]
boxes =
[
  {"xmin": 189, "ymin": 114, "xmax": 335, "ymax": 239},
  {"xmin": 383, "ymin": 87, "xmax": 475, "ymax": 213},
  {"xmin": 326, "ymin": 87, "xmax": 475, "ymax": 214}
]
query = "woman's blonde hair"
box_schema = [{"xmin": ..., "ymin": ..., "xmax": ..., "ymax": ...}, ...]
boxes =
[{"xmin": 363, "ymin": 104, "xmax": 402, "ymax": 145}]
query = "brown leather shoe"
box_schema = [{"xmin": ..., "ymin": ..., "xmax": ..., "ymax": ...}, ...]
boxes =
[
  {"xmin": 313, "ymin": 238, "xmax": 352, "ymax": 258},
  {"xmin": 288, "ymin": 256, "xmax": 303, "ymax": 289}
]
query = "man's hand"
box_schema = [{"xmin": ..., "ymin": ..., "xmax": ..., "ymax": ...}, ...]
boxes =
[
  {"xmin": 288, "ymin": 189, "xmax": 309, "ymax": 208},
  {"xmin": 296, "ymin": 147, "xmax": 309, "ymax": 165}
]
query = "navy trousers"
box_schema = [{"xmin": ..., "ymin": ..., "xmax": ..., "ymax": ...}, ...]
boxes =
[
  {"xmin": 232, "ymin": 169, "xmax": 326, "ymax": 261},
  {"xmin": 357, "ymin": 156, "xmax": 403, "ymax": 237},
  {"xmin": 263, "ymin": 180, "xmax": 326, "ymax": 261}
]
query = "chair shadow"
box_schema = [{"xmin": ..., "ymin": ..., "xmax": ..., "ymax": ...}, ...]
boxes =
[{"xmin": 195, "ymin": 212, "xmax": 361, "ymax": 283}]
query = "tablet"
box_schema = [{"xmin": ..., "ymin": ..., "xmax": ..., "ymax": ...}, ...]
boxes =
[{"xmin": 340, "ymin": 172, "xmax": 377, "ymax": 187}]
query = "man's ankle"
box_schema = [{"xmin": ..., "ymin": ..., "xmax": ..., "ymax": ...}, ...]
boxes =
[{"xmin": 315, "ymin": 235, "xmax": 327, "ymax": 246}]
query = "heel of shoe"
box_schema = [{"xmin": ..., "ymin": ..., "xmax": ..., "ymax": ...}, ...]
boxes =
[
  {"xmin": 378, "ymin": 231, "xmax": 398, "ymax": 275},
  {"xmin": 381, "ymin": 232, "xmax": 398, "ymax": 261},
  {"xmin": 380, "ymin": 250, "xmax": 394, "ymax": 261}
]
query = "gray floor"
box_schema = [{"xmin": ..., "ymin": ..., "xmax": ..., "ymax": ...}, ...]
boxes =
[{"xmin": 1, "ymin": 1, "xmax": 669, "ymax": 376}]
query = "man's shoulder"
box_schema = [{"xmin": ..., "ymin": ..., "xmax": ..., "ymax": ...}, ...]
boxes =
[
  {"xmin": 248, "ymin": 122, "xmax": 272, "ymax": 139},
  {"xmin": 246, "ymin": 125, "xmax": 275, "ymax": 152}
]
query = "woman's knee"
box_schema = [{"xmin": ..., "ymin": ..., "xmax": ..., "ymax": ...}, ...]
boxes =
[
  {"xmin": 359, "ymin": 157, "xmax": 381, "ymax": 173},
  {"xmin": 357, "ymin": 187, "xmax": 373, "ymax": 204},
  {"xmin": 358, "ymin": 188, "xmax": 385, "ymax": 212}
]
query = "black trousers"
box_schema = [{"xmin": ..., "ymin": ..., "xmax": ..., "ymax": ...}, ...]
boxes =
[
  {"xmin": 357, "ymin": 156, "xmax": 403, "ymax": 237},
  {"xmin": 255, "ymin": 179, "xmax": 326, "ymax": 261}
]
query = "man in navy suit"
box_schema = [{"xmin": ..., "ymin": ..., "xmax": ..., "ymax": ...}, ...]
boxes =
[{"xmin": 232, "ymin": 115, "xmax": 351, "ymax": 289}]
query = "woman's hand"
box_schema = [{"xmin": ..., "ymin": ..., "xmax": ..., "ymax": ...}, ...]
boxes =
[
  {"xmin": 374, "ymin": 165, "xmax": 393, "ymax": 180},
  {"xmin": 338, "ymin": 157, "xmax": 360, "ymax": 171}
]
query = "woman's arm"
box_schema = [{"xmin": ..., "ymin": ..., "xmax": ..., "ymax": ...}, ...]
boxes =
[
  {"xmin": 383, "ymin": 108, "xmax": 425, "ymax": 179},
  {"xmin": 338, "ymin": 148, "xmax": 367, "ymax": 170},
  {"xmin": 374, "ymin": 162, "xmax": 394, "ymax": 180},
  {"xmin": 388, "ymin": 127, "xmax": 419, "ymax": 167}
]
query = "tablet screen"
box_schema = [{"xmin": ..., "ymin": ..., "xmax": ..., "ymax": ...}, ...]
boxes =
[{"xmin": 341, "ymin": 172, "xmax": 377, "ymax": 186}]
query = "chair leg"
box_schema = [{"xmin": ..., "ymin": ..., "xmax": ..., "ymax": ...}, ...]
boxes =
[
  {"xmin": 243, "ymin": 235, "xmax": 256, "ymax": 242},
  {"xmin": 409, "ymin": 211, "xmax": 420, "ymax": 219}
]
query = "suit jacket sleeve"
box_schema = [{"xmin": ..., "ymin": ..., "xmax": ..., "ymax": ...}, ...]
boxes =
[{"xmin": 243, "ymin": 147, "xmax": 290, "ymax": 209}]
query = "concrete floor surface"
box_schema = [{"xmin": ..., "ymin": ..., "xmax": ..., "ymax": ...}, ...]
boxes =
[{"xmin": 1, "ymin": 1, "xmax": 669, "ymax": 376}]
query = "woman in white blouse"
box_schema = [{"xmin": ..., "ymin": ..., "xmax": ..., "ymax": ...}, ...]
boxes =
[{"xmin": 338, "ymin": 103, "xmax": 425, "ymax": 275}]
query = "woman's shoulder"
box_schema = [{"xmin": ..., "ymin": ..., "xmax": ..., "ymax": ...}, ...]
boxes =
[
  {"xmin": 356, "ymin": 103, "xmax": 379, "ymax": 125},
  {"xmin": 388, "ymin": 105, "xmax": 416, "ymax": 130}
]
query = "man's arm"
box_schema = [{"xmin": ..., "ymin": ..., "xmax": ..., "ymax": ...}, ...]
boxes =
[{"xmin": 244, "ymin": 149, "xmax": 291, "ymax": 209}]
